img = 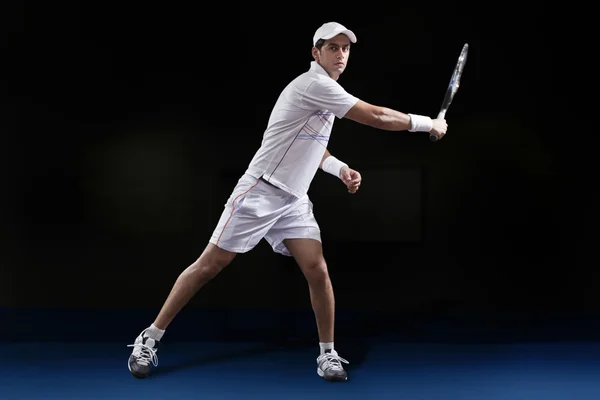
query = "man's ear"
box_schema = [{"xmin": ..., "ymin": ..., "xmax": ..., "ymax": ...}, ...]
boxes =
[{"xmin": 311, "ymin": 47, "xmax": 319, "ymax": 61}]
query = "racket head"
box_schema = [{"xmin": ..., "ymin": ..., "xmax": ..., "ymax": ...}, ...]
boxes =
[{"xmin": 443, "ymin": 43, "xmax": 469, "ymax": 111}]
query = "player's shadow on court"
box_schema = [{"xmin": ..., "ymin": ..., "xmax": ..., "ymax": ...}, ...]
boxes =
[
  {"xmin": 150, "ymin": 338, "xmax": 370, "ymax": 378},
  {"xmin": 150, "ymin": 343, "xmax": 281, "ymax": 377}
]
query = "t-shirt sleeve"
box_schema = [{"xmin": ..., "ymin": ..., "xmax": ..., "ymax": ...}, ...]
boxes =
[{"xmin": 301, "ymin": 79, "xmax": 359, "ymax": 119}]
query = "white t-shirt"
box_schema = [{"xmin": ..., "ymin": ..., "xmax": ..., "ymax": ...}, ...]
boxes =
[{"xmin": 245, "ymin": 61, "xmax": 359, "ymax": 198}]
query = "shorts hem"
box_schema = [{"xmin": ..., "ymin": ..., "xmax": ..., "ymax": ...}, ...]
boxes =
[
  {"xmin": 271, "ymin": 234, "xmax": 322, "ymax": 257},
  {"xmin": 208, "ymin": 238, "xmax": 253, "ymax": 254}
]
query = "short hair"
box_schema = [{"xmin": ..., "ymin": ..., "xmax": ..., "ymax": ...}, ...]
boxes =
[{"xmin": 314, "ymin": 39, "xmax": 326, "ymax": 50}]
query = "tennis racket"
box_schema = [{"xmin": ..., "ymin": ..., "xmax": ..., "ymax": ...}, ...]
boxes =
[{"xmin": 430, "ymin": 43, "xmax": 469, "ymax": 142}]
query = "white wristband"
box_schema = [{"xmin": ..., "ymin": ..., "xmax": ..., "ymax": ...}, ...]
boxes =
[
  {"xmin": 408, "ymin": 114, "xmax": 433, "ymax": 132},
  {"xmin": 322, "ymin": 155, "xmax": 348, "ymax": 179}
]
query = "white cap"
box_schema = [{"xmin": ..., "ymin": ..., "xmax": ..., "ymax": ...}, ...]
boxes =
[{"xmin": 312, "ymin": 22, "xmax": 357, "ymax": 46}]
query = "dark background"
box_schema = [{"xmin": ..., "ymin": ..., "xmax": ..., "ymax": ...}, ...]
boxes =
[{"xmin": 1, "ymin": 3, "xmax": 594, "ymax": 340}]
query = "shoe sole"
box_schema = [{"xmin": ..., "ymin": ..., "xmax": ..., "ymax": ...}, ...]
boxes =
[{"xmin": 317, "ymin": 368, "xmax": 348, "ymax": 381}]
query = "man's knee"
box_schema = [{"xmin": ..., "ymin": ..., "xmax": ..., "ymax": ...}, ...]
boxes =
[
  {"xmin": 283, "ymin": 238, "xmax": 329, "ymax": 283},
  {"xmin": 302, "ymin": 258, "xmax": 329, "ymax": 283},
  {"xmin": 189, "ymin": 243, "xmax": 236, "ymax": 279}
]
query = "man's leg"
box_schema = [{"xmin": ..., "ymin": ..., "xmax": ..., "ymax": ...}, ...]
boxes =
[
  {"xmin": 153, "ymin": 243, "xmax": 237, "ymax": 329},
  {"xmin": 283, "ymin": 238, "xmax": 334, "ymax": 342},
  {"xmin": 128, "ymin": 243, "xmax": 236, "ymax": 378},
  {"xmin": 283, "ymin": 238, "xmax": 349, "ymax": 381}
]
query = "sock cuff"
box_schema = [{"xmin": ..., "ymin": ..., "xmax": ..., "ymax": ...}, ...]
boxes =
[
  {"xmin": 145, "ymin": 324, "xmax": 165, "ymax": 341},
  {"xmin": 319, "ymin": 342, "xmax": 334, "ymax": 353}
]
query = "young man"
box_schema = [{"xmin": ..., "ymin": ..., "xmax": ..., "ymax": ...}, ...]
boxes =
[{"xmin": 127, "ymin": 21, "xmax": 447, "ymax": 382}]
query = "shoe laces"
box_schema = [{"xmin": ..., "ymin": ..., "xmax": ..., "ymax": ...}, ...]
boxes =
[
  {"xmin": 127, "ymin": 338, "xmax": 158, "ymax": 367},
  {"xmin": 319, "ymin": 351, "xmax": 349, "ymax": 371}
]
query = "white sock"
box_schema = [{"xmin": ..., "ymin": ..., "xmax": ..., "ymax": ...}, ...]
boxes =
[
  {"xmin": 319, "ymin": 342, "xmax": 334, "ymax": 354},
  {"xmin": 144, "ymin": 324, "xmax": 165, "ymax": 341}
]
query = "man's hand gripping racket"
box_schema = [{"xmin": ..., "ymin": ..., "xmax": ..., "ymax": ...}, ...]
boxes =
[{"xmin": 430, "ymin": 43, "xmax": 469, "ymax": 142}]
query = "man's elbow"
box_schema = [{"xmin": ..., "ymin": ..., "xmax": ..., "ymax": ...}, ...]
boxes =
[
  {"xmin": 361, "ymin": 106, "xmax": 389, "ymax": 129},
  {"xmin": 370, "ymin": 107, "xmax": 388, "ymax": 129},
  {"xmin": 345, "ymin": 102, "xmax": 386, "ymax": 128}
]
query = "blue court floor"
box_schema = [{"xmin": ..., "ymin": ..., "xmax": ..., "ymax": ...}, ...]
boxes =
[
  {"xmin": 3, "ymin": 309, "xmax": 600, "ymax": 399},
  {"xmin": 2, "ymin": 339, "xmax": 600, "ymax": 399}
]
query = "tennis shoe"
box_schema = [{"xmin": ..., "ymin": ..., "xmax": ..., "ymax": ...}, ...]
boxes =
[
  {"xmin": 127, "ymin": 329, "xmax": 159, "ymax": 378},
  {"xmin": 317, "ymin": 349, "xmax": 349, "ymax": 381}
]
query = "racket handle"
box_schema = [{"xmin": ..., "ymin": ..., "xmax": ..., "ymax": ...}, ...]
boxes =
[{"xmin": 429, "ymin": 110, "xmax": 446, "ymax": 142}]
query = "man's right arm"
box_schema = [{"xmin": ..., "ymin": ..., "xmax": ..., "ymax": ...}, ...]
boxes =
[{"xmin": 344, "ymin": 100, "xmax": 447, "ymax": 138}]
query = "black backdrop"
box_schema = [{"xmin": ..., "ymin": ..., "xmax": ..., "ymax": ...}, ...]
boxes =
[{"xmin": 2, "ymin": 3, "xmax": 594, "ymax": 338}]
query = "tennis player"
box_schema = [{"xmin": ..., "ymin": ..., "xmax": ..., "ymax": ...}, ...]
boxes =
[{"xmin": 127, "ymin": 21, "xmax": 448, "ymax": 382}]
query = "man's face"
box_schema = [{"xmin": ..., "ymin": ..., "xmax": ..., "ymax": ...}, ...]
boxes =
[{"xmin": 312, "ymin": 34, "xmax": 351, "ymax": 80}]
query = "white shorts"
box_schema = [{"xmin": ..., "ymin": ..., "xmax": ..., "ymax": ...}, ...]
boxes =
[{"xmin": 209, "ymin": 174, "xmax": 321, "ymax": 256}]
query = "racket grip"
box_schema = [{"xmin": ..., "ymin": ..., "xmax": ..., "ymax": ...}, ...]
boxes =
[{"xmin": 429, "ymin": 110, "xmax": 446, "ymax": 142}]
